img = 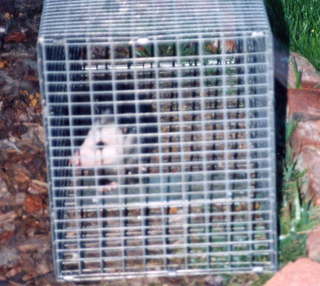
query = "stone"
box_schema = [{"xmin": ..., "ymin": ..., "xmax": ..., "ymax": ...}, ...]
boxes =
[
  {"xmin": 287, "ymin": 88, "xmax": 320, "ymax": 121},
  {"xmin": 307, "ymin": 226, "xmax": 320, "ymax": 262},
  {"xmin": 288, "ymin": 53, "xmax": 320, "ymax": 88},
  {"xmin": 291, "ymin": 121, "xmax": 320, "ymax": 202},
  {"xmin": 274, "ymin": 39, "xmax": 320, "ymax": 88},
  {"xmin": 288, "ymin": 88, "xmax": 320, "ymax": 202},
  {"xmin": 265, "ymin": 258, "xmax": 320, "ymax": 286}
]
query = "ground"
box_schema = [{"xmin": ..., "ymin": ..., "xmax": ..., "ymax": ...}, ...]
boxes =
[
  {"xmin": 0, "ymin": 1, "xmax": 264, "ymax": 285},
  {"xmin": 0, "ymin": 0, "xmax": 319, "ymax": 286}
]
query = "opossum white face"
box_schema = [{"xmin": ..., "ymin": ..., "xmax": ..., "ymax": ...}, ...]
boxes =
[{"xmin": 70, "ymin": 123, "xmax": 131, "ymax": 168}]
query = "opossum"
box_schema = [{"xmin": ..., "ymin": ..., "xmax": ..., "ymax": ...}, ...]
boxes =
[{"xmin": 70, "ymin": 112, "xmax": 140, "ymax": 192}]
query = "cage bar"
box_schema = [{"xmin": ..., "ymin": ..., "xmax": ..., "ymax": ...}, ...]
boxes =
[{"xmin": 37, "ymin": 0, "xmax": 277, "ymax": 281}]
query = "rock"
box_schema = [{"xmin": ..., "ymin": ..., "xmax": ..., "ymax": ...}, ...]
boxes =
[
  {"xmin": 288, "ymin": 53, "xmax": 320, "ymax": 88},
  {"xmin": 287, "ymin": 88, "xmax": 320, "ymax": 121},
  {"xmin": 288, "ymin": 89, "xmax": 320, "ymax": 202},
  {"xmin": 307, "ymin": 226, "xmax": 320, "ymax": 262},
  {"xmin": 296, "ymin": 146, "xmax": 320, "ymax": 202},
  {"xmin": 265, "ymin": 258, "xmax": 320, "ymax": 286},
  {"xmin": 274, "ymin": 39, "xmax": 320, "ymax": 88},
  {"xmin": 291, "ymin": 120, "xmax": 320, "ymax": 152},
  {"xmin": 291, "ymin": 121, "xmax": 320, "ymax": 201}
]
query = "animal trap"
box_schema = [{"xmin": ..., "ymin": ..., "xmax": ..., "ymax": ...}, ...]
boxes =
[{"xmin": 37, "ymin": 0, "xmax": 277, "ymax": 281}]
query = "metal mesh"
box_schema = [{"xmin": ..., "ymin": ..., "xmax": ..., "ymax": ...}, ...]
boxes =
[{"xmin": 37, "ymin": 0, "xmax": 277, "ymax": 281}]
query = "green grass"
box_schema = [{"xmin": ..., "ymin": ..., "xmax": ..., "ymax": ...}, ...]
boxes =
[
  {"xmin": 279, "ymin": 121, "xmax": 320, "ymax": 234},
  {"xmin": 277, "ymin": 120, "xmax": 320, "ymax": 268},
  {"xmin": 223, "ymin": 273, "xmax": 273, "ymax": 286},
  {"xmin": 251, "ymin": 274, "xmax": 274, "ymax": 286},
  {"xmin": 265, "ymin": 0, "xmax": 320, "ymax": 71},
  {"xmin": 279, "ymin": 233, "xmax": 307, "ymax": 265}
]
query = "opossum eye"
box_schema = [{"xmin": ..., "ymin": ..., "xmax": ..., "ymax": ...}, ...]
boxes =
[{"xmin": 96, "ymin": 141, "xmax": 106, "ymax": 147}]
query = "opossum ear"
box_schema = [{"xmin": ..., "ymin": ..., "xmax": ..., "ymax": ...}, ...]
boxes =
[
  {"xmin": 95, "ymin": 108, "xmax": 114, "ymax": 125},
  {"xmin": 97, "ymin": 114, "xmax": 114, "ymax": 126}
]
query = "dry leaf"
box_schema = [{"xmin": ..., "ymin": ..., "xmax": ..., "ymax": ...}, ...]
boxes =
[{"xmin": 23, "ymin": 195, "xmax": 44, "ymax": 214}]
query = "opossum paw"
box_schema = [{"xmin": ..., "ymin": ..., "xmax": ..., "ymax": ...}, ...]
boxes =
[{"xmin": 69, "ymin": 151, "xmax": 81, "ymax": 166}]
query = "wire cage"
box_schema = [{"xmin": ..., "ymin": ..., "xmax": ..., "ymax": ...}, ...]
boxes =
[{"xmin": 37, "ymin": 0, "xmax": 277, "ymax": 281}]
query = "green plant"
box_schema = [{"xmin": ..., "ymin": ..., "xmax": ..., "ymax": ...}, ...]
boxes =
[
  {"xmin": 265, "ymin": 0, "xmax": 320, "ymax": 71},
  {"xmin": 279, "ymin": 233, "xmax": 307, "ymax": 265},
  {"xmin": 291, "ymin": 56, "xmax": 303, "ymax": 88},
  {"xmin": 251, "ymin": 274, "xmax": 273, "ymax": 286},
  {"xmin": 280, "ymin": 120, "xmax": 307, "ymax": 235},
  {"xmin": 280, "ymin": 120, "xmax": 320, "ymax": 235}
]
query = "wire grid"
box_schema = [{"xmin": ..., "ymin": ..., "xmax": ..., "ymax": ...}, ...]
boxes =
[{"xmin": 37, "ymin": 0, "xmax": 277, "ymax": 282}]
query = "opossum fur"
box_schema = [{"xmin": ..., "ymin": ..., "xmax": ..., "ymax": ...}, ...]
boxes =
[{"xmin": 70, "ymin": 112, "xmax": 138, "ymax": 190}]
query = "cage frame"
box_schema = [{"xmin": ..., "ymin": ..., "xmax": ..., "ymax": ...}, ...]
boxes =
[{"xmin": 37, "ymin": 0, "xmax": 277, "ymax": 281}]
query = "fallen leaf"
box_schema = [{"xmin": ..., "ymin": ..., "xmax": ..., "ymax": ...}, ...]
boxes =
[
  {"xmin": 0, "ymin": 61, "xmax": 7, "ymax": 69},
  {"xmin": 0, "ymin": 177, "xmax": 9, "ymax": 198},
  {"xmin": 0, "ymin": 211, "xmax": 17, "ymax": 225},
  {"xmin": 4, "ymin": 13, "xmax": 12, "ymax": 20},
  {"xmin": 23, "ymin": 195, "xmax": 44, "ymax": 214},
  {"xmin": 13, "ymin": 166, "xmax": 30, "ymax": 185},
  {"xmin": 36, "ymin": 260, "xmax": 50, "ymax": 275},
  {"xmin": 6, "ymin": 266, "xmax": 22, "ymax": 278},
  {"xmin": 0, "ymin": 231, "xmax": 14, "ymax": 244},
  {"xmin": 18, "ymin": 237, "xmax": 49, "ymax": 253},
  {"xmin": 24, "ymin": 75, "xmax": 38, "ymax": 82},
  {"xmin": 9, "ymin": 281, "xmax": 23, "ymax": 286},
  {"xmin": 28, "ymin": 180, "xmax": 48, "ymax": 195},
  {"xmin": 4, "ymin": 32, "xmax": 27, "ymax": 43}
]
